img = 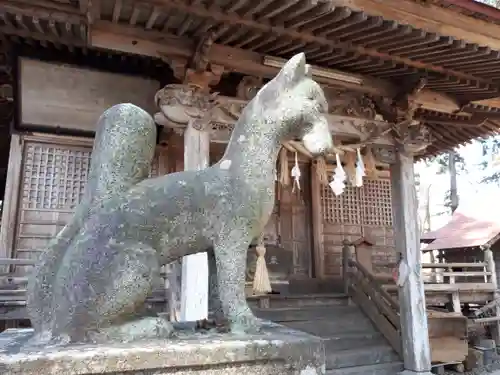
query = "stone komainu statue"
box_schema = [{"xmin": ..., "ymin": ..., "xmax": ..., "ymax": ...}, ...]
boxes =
[{"xmin": 26, "ymin": 53, "xmax": 333, "ymax": 346}]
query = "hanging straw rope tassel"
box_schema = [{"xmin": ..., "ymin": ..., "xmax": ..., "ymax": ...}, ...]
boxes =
[
  {"xmin": 315, "ymin": 156, "xmax": 329, "ymax": 185},
  {"xmin": 279, "ymin": 147, "xmax": 290, "ymax": 187},
  {"xmin": 252, "ymin": 235, "xmax": 272, "ymax": 295},
  {"xmin": 343, "ymin": 151, "xmax": 357, "ymax": 185},
  {"xmin": 364, "ymin": 146, "xmax": 378, "ymax": 179}
]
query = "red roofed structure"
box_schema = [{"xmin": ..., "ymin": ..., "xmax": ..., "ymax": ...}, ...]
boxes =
[
  {"xmin": 421, "ymin": 200, "xmax": 500, "ymax": 289},
  {"xmin": 422, "ymin": 203, "xmax": 500, "ymax": 251}
]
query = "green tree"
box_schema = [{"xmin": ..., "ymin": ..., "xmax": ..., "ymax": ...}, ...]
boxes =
[
  {"xmin": 478, "ymin": 136, "xmax": 500, "ymax": 184},
  {"xmin": 427, "ymin": 150, "xmax": 466, "ymax": 214}
]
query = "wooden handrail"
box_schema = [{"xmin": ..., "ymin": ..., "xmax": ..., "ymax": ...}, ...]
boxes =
[
  {"xmin": 384, "ymin": 283, "xmax": 496, "ymax": 292},
  {"xmin": 421, "ymin": 262, "xmax": 487, "ymax": 269},
  {"xmin": 440, "ymin": 271, "xmax": 491, "ymax": 277},
  {"xmin": 346, "ymin": 258, "xmax": 402, "ymax": 357},
  {"xmin": 349, "ymin": 259, "xmax": 400, "ymax": 310}
]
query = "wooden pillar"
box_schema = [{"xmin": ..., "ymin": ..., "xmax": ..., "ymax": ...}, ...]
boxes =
[
  {"xmin": 155, "ymin": 83, "xmax": 217, "ymax": 322},
  {"xmin": 484, "ymin": 247, "xmax": 500, "ymax": 345},
  {"xmin": 0, "ymin": 134, "xmax": 22, "ymax": 259},
  {"xmin": 180, "ymin": 120, "xmax": 210, "ymax": 321},
  {"xmin": 390, "ymin": 148, "xmax": 432, "ymax": 375},
  {"xmin": 310, "ymin": 160, "xmax": 325, "ymax": 279}
]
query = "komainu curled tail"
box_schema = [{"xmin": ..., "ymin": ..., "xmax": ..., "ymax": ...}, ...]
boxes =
[{"xmin": 26, "ymin": 104, "xmax": 157, "ymax": 343}]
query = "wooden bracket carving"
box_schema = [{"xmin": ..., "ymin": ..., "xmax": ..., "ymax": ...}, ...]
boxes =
[
  {"xmin": 371, "ymin": 75, "xmax": 431, "ymax": 155},
  {"xmin": 153, "ymin": 84, "xmax": 397, "ymax": 147},
  {"xmin": 154, "ymin": 84, "xmax": 219, "ymax": 133},
  {"xmin": 325, "ymin": 88, "xmax": 377, "ymax": 120},
  {"xmin": 394, "ymin": 76, "xmax": 427, "ymax": 114},
  {"xmin": 372, "ymin": 145, "xmax": 397, "ymax": 164},
  {"xmin": 189, "ymin": 30, "xmax": 216, "ymax": 73},
  {"xmin": 236, "ymin": 76, "xmax": 264, "ymax": 101},
  {"xmin": 372, "ymin": 76, "xmax": 427, "ymax": 124},
  {"xmin": 185, "ymin": 30, "xmax": 224, "ymax": 89},
  {"xmin": 392, "ymin": 121, "xmax": 432, "ymax": 155},
  {"xmin": 163, "ymin": 31, "xmax": 224, "ymax": 90}
]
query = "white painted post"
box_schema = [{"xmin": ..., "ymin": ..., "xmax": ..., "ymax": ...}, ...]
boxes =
[
  {"xmin": 484, "ymin": 248, "xmax": 500, "ymax": 345},
  {"xmin": 155, "ymin": 84, "xmax": 217, "ymax": 322},
  {"xmin": 448, "ymin": 267, "xmax": 461, "ymax": 313},
  {"xmin": 390, "ymin": 147, "xmax": 433, "ymax": 375},
  {"xmin": 180, "ymin": 120, "xmax": 210, "ymax": 321}
]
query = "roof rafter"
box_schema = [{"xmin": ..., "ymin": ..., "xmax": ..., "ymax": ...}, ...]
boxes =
[
  {"xmin": 328, "ymin": 0, "xmax": 500, "ymax": 51},
  {"xmin": 90, "ymin": 20, "xmax": 464, "ymax": 115},
  {"xmin": 140, "ymin": 0, "xmax": 498, "ymax": 89},
  {"xmin": 0, "ymin": 0, "xmax": 84, "ymax": 24}
]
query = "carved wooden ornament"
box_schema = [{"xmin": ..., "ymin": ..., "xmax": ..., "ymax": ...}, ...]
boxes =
[{"xmin": 154, "ymin": 83, "xmax": 219, "ymax": 132}]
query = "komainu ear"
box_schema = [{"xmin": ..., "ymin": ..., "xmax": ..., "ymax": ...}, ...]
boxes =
[{"xmin": 275, "ymin": 53, "xmax": 307, "ymax": 87}]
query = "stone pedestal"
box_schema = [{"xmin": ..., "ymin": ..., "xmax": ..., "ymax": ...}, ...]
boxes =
[{"xmin": 0, "ymin": 322, "xmax": 325, "ymax": 375}]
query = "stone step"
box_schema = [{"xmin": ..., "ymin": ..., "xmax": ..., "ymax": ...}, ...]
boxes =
[
  {"xmin": 326, "ymin": 362, "xmax": 404, "ymax": 375},
  {"xmin": 324, "ymin": 331, "xmax": 387, "ymax": 352},
  {"xmin": 247, "ymin": 293, "xmax": 348, "ymax": 309},
  {"xmin": 327, "ymin": 345, "xmax": 400, "ymax": 369},
  {"xmin": 281, "ymin": 315, "xmax": 377, "ymax": 336},
  {"xmin": 252, "ymin": 305, "xmax": 365, "ymax": 322}
]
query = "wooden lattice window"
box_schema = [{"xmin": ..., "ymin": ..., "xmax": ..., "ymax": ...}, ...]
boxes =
[
  {"xmin": 320, "ymin": 182, "xmax": 362, "ymax": 225},
  {"xmin": 362, "ymin": 179, "xmax": 393, "ymax": 227},
  {"xmin": 21, "ymin": 141, "xmax": 160, "ymax": 210},
  {"xmin": 321, "ymin": 176, "xmax": 393, "ymax": 226},
  {"xmin": 22, "ymin": 143, "xmax": 91, "ymax": 210}
]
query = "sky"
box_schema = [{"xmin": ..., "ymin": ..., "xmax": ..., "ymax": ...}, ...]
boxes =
[{"xmin": 415, "ymin": 140, "xmax": 500, "ymax": 231}]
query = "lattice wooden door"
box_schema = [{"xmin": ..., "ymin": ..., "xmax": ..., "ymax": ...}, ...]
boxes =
[
  {"xmin": 320, "ymin": 175, "xmax": 395, "ymax": 276},
  {"xmin": 279, "ymin": 162, "xmax": 313, "ymax": 278},
  {"xmin": 13, "ymin": 138, "xmax": 160, "ymax": 276}
]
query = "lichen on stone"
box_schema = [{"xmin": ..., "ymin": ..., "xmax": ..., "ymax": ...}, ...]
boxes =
[{"xmin": 25, "ymin": 53, "xmax": 333, "ymax": 346}]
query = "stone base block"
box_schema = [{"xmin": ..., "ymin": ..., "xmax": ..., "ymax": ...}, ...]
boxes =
[{"xmin": 0, "ymin": 321, "xmax": 325, "ymax": 375}]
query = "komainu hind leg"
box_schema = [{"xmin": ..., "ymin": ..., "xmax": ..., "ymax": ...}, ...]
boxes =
[
  {"xmin": 199, "ymin": 248, "xmax": 228, "ymax": 332},
  {"xmin": 95, "ymin": 316, "xmax": 174, "ymax": 343},
  {"xmin": 87, "ymin": 243, "xmax": 174, "ymax": 343}
]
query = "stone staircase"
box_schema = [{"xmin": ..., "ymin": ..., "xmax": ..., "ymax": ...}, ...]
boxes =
[{"xmin": 250, "ymin": 293, "xmax": 403, "ymax": 375}]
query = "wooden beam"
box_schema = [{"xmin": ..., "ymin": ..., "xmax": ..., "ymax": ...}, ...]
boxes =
[
  {"xmin": 418, "ymin": 114, "xmax": 488, "ymax": 128},
  {"xmin": 329, "ymin": 0, "xmax": 500, "ymax": 52},
  {"xmin": 310, "ymin": 161, "xmax": 325, "ymax": 278},
  {"xmin": 140, "ymin": 0, "xmax": 495, "ymax": 86},
  {"xmin": 78, "ymin": 0, "xmax": 88, "ymax": 13},
  {"xmin": 0, "ymin": 0, "xmax": 85, "ymax": 24},
  {"xmin": 475, "ymin": 97, "xmax": 500, "ymax": 108},
  {"xmin": 0, "ymin": 24, "xmax": 84, "ymax": 46},
  {"xmin": 90, "ymin": 21, "xmax": 463, "ymax": 114}
]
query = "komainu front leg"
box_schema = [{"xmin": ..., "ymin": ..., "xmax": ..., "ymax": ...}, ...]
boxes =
[
  {"xmin": 207, "ymin": 248, "xmax": 224, "ymax": 322},
  {"xmin": 213, "ymin": 234, "xmax": 262, "ymax": 334}
]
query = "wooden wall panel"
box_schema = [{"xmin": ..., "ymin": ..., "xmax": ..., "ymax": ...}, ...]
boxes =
[
  {"xmin": 319, "ymin": 175, "xmax": 396, "ymax": 276},
  {"xmin": 19, "ymin": 59, "xmax": 159, "ymax": 132},
  {"xmin": 10, "ymin": 135, "xmax": 161, "ymax": 276},
  {"xmin": 278, "ymin": 160, "xmax": 313, "ymax": 278}
]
